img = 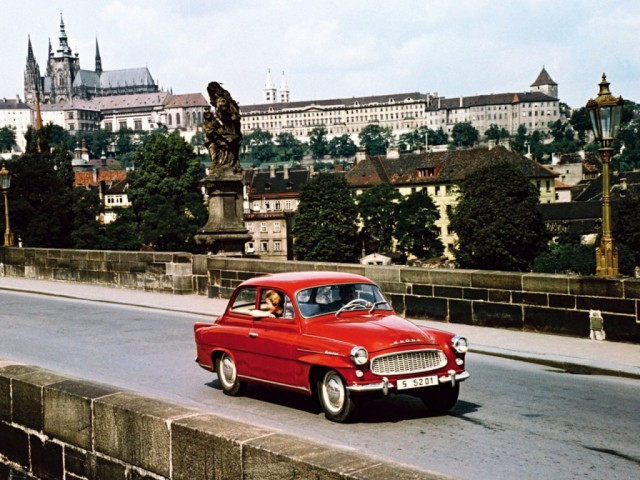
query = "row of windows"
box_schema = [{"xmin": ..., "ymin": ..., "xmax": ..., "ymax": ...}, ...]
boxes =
[
  {"xmin": 246, "ymin": 240, "xmax": 283, "ymax": 253},
  {"xmin": 246, "ymin": 221, "xmax": 282, "ymax": 233},
  {"xmin": 251, "ymin": 200, "xmax": 294, "ymax": 211}
]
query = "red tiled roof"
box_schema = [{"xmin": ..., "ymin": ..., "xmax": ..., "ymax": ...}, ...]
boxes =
[{"xmin": 74, "ymin": 170, "xmax": 127, "ymax": 187}]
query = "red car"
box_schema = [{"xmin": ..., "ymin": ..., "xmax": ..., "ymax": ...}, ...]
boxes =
[{"xmin": 194, "ymin": 272, "xmax": 469, "ymax": 422}]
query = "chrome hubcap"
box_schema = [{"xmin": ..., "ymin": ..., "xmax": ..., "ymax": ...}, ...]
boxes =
[
  {"xmin": 221, "ymin": 356, "xmax": 235, "ymax": 385},
  {"xmin": 324, "ymin": 374, "xmax": 344, "ymax": 412}
]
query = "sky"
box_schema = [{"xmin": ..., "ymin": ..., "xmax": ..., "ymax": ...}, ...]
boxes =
[{"xmin": 2, "ymin": 0, "xmax": 639, "ymax": 109}]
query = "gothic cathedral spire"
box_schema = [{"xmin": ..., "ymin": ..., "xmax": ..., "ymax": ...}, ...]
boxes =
[
  {"xmin": 24, "ymin": 35, "xmax": 42, "ymax": 105},
  {"xmin": 95, "ymin": 38, "xmax": 103, "ymax": 75},
  {"xmin": 264, "ymin": 69, "xmax": 277, "ymax": 104}
]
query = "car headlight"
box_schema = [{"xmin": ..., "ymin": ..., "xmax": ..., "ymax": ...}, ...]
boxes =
[
  {"xmin": 350, "ymin": 346, "xmax": 368, "ymax": 365},
  {"xmin": 452, "ymin": 335, "xmax": 469, "ymax": 354}
]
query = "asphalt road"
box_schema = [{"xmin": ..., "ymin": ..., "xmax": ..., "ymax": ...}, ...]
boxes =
[{"xmin": 1, "ymin": 290, "xmax": 639, "ymax": 479}]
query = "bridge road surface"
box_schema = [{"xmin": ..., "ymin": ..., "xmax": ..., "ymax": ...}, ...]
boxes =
[{"xmin": 1, "ymin": 290, "xmax": 639, "ymax": 479}]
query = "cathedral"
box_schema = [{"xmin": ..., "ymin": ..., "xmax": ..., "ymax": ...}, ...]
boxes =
[{"xmin": 24, "ymin": 14, "xmax": 159, "ymax": 105}]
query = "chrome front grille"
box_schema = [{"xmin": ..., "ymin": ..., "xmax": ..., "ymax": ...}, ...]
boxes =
[{"xmin": 371, "ymin": 349, "xmax": 447, "ymax": 375}]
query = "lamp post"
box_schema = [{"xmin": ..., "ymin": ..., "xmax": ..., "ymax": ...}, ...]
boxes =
[
  {"xmin": 0, "ymin": 162, "xmax": 14, "ymax": 247},
  {"xmin": 586, "ymin": 73, "xmax": 624, "ymax": 277}
]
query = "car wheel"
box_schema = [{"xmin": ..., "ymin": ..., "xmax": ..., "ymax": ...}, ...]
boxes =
[
  {"xmin": 216, "ymin": 353, "xmax": 246, "ymax": 396},
  {"xmin": 317, "ymin": 370, "xmax": 356, "ymax": 422},
  {"xmin": 421, "ymin": 383, "xmax": 459, "ymax": 415}
]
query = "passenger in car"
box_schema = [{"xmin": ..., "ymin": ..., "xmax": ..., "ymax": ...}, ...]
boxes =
[{"xmin": 264, "ymin": 290, "xmax": 284, "ymax": 318}]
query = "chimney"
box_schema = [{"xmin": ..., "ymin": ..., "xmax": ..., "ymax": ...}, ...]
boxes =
[
  {"xmin": 269, "ymin": 164, "xmax": 276, "ymax": 178},
  {"xmin": 459, "ymin": 96, "xmax": 463, "ymax": 108},
  {"xmin": 498, "ymin": 138, "xmax": 511, "ymax": 151},
  {"xmin": 488, "ymin": 139, "xmax": 496, "ymax": 150},
  {"xmin": 283, "ymin": 164, "xmax": 289, "ymax": 180},
  {"xmin": 355, "ymin": 147, "xmax": 368, "ymax": 163},
  {"xmin": 386, "ymin": 146, "xmax": 400, "ymax": 159}
]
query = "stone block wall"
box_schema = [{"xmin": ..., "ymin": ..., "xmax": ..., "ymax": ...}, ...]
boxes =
[
  {"xmin": 0, "ymin": 248, "xmax": 209, "ymax": 295},
  {"xmin": 1, "ymin": 248, "xmax": 639, "ymax": 342},
  {"xmin": 205, "ymin": 257, "xmax": 640, "ymax": 343},
  {"xmin": 0, "ymin": 359, "xmax": 448, "ymax": 480}
]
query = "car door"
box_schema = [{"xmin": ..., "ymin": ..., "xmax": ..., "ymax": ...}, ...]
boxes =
[{"xmin": 245, "ymin": 291, "xmax": 308, "ymax": 391}]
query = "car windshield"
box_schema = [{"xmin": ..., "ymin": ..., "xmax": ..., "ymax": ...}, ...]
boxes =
[{"xmin": 295, "ymin": 283, "xmax": 392, "ymax": 318}]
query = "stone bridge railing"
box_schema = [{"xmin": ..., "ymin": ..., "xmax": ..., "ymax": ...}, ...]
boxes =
[{"xmin": 1, "ymin": 247, "xmax": 639, "ymax": 343}]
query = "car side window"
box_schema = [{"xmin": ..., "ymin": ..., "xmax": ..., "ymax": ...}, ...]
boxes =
[
  {"xmin": 230, "ymin": 287, "xmax": 257, "ymax": 315},
  {"xmin": 260, "ymin": 289, "xmax": 294, "ymax": 320}
]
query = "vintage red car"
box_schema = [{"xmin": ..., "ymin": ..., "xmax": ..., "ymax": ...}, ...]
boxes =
[{"xmin": 194, "ymin": 271, "xmax": 469, "ymax": 422}]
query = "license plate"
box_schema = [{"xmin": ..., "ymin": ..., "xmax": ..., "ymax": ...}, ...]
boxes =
[{"xmin": 397, "ymin": 375, "xmax": 438, "ymax": 390}]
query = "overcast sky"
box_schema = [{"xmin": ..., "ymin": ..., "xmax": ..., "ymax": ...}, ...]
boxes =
[{"xmin": 2, "ymin": 0, "xmax": 639, "ymax": 109}]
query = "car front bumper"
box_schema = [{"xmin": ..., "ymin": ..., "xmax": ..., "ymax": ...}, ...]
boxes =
[{"xmin": 347, "ymin": 370, "xmax": 470, "ymax": 396}]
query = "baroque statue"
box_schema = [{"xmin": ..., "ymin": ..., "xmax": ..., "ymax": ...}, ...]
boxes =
[{"xmin": 202, "ymin": 81, "xmax": 243, "ymax": 174}]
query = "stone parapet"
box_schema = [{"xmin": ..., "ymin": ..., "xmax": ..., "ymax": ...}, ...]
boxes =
[
  {"xmin": 0, "ymin": 359, "xmax": 449, "ymax": 480},
  {"xmin": 1, "ymin": 248, "xmax": 639, "ymax": 342}
]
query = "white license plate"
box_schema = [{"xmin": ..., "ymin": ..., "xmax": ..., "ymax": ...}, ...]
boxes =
[{"xmin": 397, "ymin": 375, "xmax": 438, "ymax": 390}]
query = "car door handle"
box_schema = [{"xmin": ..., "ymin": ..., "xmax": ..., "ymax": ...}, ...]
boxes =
[{"xmin": 249, "ymin": 332, "xmax": 259, "ymax": 338}]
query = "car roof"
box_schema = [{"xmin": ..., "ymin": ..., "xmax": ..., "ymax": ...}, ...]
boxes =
[{"xmin": 238, "ymin": 271, "xmax": 374, "ymax": 291}]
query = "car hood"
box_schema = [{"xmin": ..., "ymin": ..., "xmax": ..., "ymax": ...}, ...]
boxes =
[{"xmin": 305, "ymin": 313, "xmax": 438, "ymax": 352}]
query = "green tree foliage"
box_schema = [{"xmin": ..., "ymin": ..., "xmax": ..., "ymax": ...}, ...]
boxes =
[
  {"xmin": 0, "ymin": 126, "xmax": 16, "ymax": 152},
  {"xmin": 451, "ymin": 122, "xmax": 479, "ymax": 148},
  {"xmin": 615, "ymin": 190, "xmax": 640, "ymax": 265},
  {"xmin": 328, "ymin": 134, "xmax": 357, "ymax": 158},
  {"xmin": 450, "ymin": 159, "xmax": 546, "ymax": 271},
  {"xmin": 309, "ymin": 127, "xmax": 329, "ymax": 159},
  {"xmin": 358, "ymin": 124, "xmax": 394, "ymax": 155},
  {"xmin": 357, "ymin": 183, "xmax": 401, "ymax": 253},
  {"xmin": 125, "ymin": 131, "xmax": 207, "ymax": 251},
  {"xmin": 76, "ymin": 130, "xmax": 112, "ymax": 158},
  {"xmin": 615, "ymin": 120, "xmax": 640, "ymax": 172},
  {"xmin": 242, "ymin": 128, "xmax": 276, "ymax": 164},
  {"xmin": 427, "ymin": 127, "xmax": 449, "ymax": 146},
  {"xmin": 532, "ymin": 243, "xmax": 595, "ymax": 275},
  {"xmin": 276, "ymin": 133, "xmax": 305, "ymax": 162},
  {"xmin": 292, "ymin": 173, "xmax": 359, "ymax": 262},
  {"xmin": 484, "ymin": 124, "xmax": 509, "ymax": 141},
  {"xmin": 116, "ymin": 127, "xmax": 135, "ymax": 156},
  {"xmin": 395, "ymin": 190, "xmax": 444, "ymax": 260},
  {"xmin": 512, "ymin": 124, "xmax": 528, "ymax": 154},
  {"xmin": 70, "ymin": 188, "xmax": 105, "ymax": 249},
  {"xmin": 100, "ymin": 207, "xmax": 142, "ymax": 251},
  {"xmin": 8, "ymin": 125, "xmax": 75, "ymax": 247}
]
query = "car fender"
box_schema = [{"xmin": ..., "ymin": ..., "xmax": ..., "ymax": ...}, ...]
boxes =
[{"xmin": 296, "ymin": 352, "xmax": 353, "ymax": 370}]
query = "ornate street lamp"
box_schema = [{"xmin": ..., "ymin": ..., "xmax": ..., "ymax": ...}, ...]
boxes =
[
  {"xmin": 586, "ymin": 73, "xmax": 624, "ymax": 277},
  {"xmin": 0, "ymin": 162, "xmax": 14, "ymax": 247}
]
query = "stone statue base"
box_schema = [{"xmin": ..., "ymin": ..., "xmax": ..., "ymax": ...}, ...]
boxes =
[{"xmin": 194, "ymin": 170, "xmax": 251, "ymax": 256}]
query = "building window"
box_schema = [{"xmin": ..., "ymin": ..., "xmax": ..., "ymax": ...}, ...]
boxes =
[
  {"xmin": 134, "ymin": 119, "xmax": 142, "ymax": 130},
  {"xmin": 119, "ymin": 121, "xmax": 127, "ymax": 130},
  {"xmin": 105, "ymin": 122, "xmax": 112, "ymax": 131},
  {"xmin": 68, "ymin": 112, "xmax": 74, "ymax": 120},
  {"xmin": 168, "ymin": 114, "xmax": 172, "ymax": 126},
  {"xmin": 260, "ymin": 241, "xmax": 269, "ymax": 252},
  {"xmin": 260, "ymin": 222, "xmax": 268, "ymax": 233},
  {"xmin": 176, "ymin": 113, "xmax": 181, "ymax": 125},
  {"xmin": 69, "ymin": 123, "xmax": 75, "ymax": 131},
  {"xmin": 252, "ymin": 201, "xmax": 260, "ymax": 211},
  {"xmin": 273, "ymin": 221, "xmax": 281, "ymax": 233},
  {"xmin": 274, "ymin": 241, "xmax": 282, "ymax": 251},
  {"xmin": 274, "ymin": 201, "xmax": 281, "ymax": 210},
  {"xmin": 246, "ymin": 223, "xmax": 254, "ymax": 232},
  {"xmin": 284, "ymin": 200, "xmax": 293, "ymax": 210}
]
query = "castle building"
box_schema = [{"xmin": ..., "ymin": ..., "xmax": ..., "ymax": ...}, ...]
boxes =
[
  {"xmin": 240, "ymin": 67, "xmax": 560, "ymax": 143},
  {"xmin": 24, "ymin": 14, "xmax": 158, "ymax": 105}
]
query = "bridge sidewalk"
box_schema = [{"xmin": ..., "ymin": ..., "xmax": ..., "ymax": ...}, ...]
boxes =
[{"xmin": 1, "ymin": 276, "xmax": 638, "ymax": 380}]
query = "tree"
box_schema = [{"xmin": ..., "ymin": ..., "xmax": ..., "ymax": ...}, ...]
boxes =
[
  {"xmin": 8, "ymin": 125, "xmax": 75, "ymax": 248},
  {"xmin": 125, "ymin": 131, "xmax": 207, "ymax": 251},
  {"xmin": 78, "ymin": 129, "xmax": 112, "ymax": 158},
  {"xmin": 309, "ymin": 127, "xmax": 329, "ymax": 159},
  {"xmin": 394, "ymin": 190, "xmax": 444, "ymax": 260},
  {"xmin": 357, "ymin": 183, "xmax": 401, "ymax": 253},
  {"xmin": 427, "ymin": 127, "xmax": 449, "ymax": 146},
  {"xmin": 451, "ymin": 122, "xmax": 479, "ymax": 148},
  {"xmin": 358, "ymin": 124, "xmax": 394, "ymax": 155},
  {"xmin": 116, "ymin": 127, "xmax": 135, "ymax": 156},
  {"xmin": 615, "ymin": 190, "xmax": 640, "ymax": 266},
  {"xmin": 70, "ymin": 188, "xmax": 105, "ymax": 249},
  {"xmin": 328, "ymin": 134, "xmax": 357, "ymax": 158},
  {"xmin": 276, "ymin": 132, "xmax": 305, "ymax": 162},
  {"xmin": 0, "ymin": 126, "xmax": 16, "ymax": 152},
  {"xmin": 532, "ymin": 243, "xmax": 595, "ymax": 275},
  {"xmin": 242, "ymin": 129, "xmax": 276, "ymax": 164},
  {"xmin": 484, "ymin": 124, "xmax": 508, "ymax": 142},
  {"xmin": 450, "ymin": 159, "xmax": 547, "ymax": 271},
  {"xmin": 512, "ymin": 125, "xmax": 528, "ymax": 154},
  {"xmin": 292, "ymin": 173, "xmax": 359, "ymax": 262}
]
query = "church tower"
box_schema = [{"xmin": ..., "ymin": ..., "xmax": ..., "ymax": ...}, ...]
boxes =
[
  {"xmin": 95, "ymin": 38, "xmax": 103, "ymax": 75},
  {"xmin": 279, "ymin": 71, "xmax": 290, "ymax": 103},
  {"xmin": 24, "ymin": 35, "xmax": 42, "ymax": 105},
  {"xmin": 47, "ymin": 12, "xmax": 80, "ymax": 103},
  {"xmin": 263, "ymin": 69, "xmax": 277, "ymax": 103},
  {"xmin": 530, "ymin": 66, "xmax": 558, "ymax": 99}
]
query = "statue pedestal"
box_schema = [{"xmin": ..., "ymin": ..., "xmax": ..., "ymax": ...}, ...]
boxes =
[{"xmin": 194, "ymin": 170, "xmax": 251, "ymax": 256}]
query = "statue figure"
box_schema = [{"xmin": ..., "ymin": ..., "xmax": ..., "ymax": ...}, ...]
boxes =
[{"xmin": 203, "ymin": 81, "xmax": 243, "ymax": 173}]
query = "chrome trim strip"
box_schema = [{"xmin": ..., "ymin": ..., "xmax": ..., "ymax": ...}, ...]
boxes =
[
  {"xmin": 438, "ymin": 371, "xmax": 470, "ymax": 384},
  {"xmin": 347, "ymin": 379, "xmax": 395, "ymax": 394},
  {"xmin": 297, "ymin": 348, "xmax": 342, "ymax": 357},
  {"xmin": 239, "ymin": 375, "xmax": 310, "ymax": 392}
]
